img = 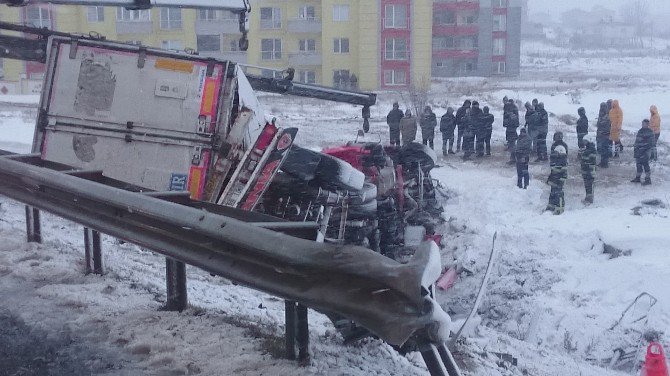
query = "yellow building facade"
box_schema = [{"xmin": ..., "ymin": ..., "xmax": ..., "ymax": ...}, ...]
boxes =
[{"xmin": 0, "ymin": 1, "xmax": 435, "ymax": 91}]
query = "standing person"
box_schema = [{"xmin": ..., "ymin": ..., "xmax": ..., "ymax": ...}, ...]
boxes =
[
  {"xmin": 546, "ymin": 145, "xmax": 568, "ymax": 215},
  {"xmin": 524, "ymin": 102, "xmax": 540, "ymax": 159},
  {"xmin": 400, "ymin": 109, "xmax": 417, "ymax": 145},
  {"xmin": 532, "ymin": 98, "xmax": 539, "ymax": 110},
  {"xmin": 631, "ymin": 119, "xmax": 656, "ymax": 185},
  {"xmin": 649, "ymin": 105, "xmax": 661, "ymax": 160},
  {"xmin": 515, "ymin": 128, "xmax": 532, "ymax": 189},
  {"xmin": 386, "ymin": 102, "xmax": 404, "ymax": 146},
  {"xmin": 440, "ymin": 107, "xmax": 457, "ymax": 156},
  {"xmin": 464, "ymin": 101, "xmax": 482, "ymax": 159},
  {"xmin": 550, "ymin": 131, "xmax": 568, "ymax": 156},
  {"xmin": 455, "ymin": 100, "xmax": 471, "ymax": 152},
  {"xmin": 579, "ymin": 134, "xmax": 597, "ymax": 204},
  {"xmin": 576, "ymin": 107, "xmax": 589, "ymax": 148},
  {"xmin": 536, "ymin": 102, "xmax": 549, "ymax": 161},
  {"xmin": 481, "ymin": 106, "xmax": 495, "ymax": 156},
  {"xmin": 420, "ymin": 106, "xmax": 437, "ymax": 149},
  {"xmin": 609, "ymin": 100, "xmax": 624, "ymax": 157},
  {"xmin": 596, "ymin": 102, "xmax": 612, "ymax": 168},
  {"xmin": 504, "ymin": 98, "xmax": 520, "ymax": 160}
]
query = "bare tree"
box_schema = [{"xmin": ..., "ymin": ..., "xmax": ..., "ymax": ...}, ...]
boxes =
[
  {"xmin": 400, "ymin": 76, "xmax": 430, "ymax": 117},
  {"xmin": 621, "ymin": 0, "xmax": 650, "ymax": 47}
]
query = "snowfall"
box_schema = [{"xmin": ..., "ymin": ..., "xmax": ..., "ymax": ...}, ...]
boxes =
[{"xmin": 1, "ymin": 41, "xmax": 670, "ymax": 376}]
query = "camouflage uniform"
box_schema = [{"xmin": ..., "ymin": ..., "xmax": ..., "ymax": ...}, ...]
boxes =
[
  {"xmin": 546, "ymin": 148, "xmax": 568, "ymax": 214},
  {"xmin": 579, "ymin": 139, "xmax": 597, "ymax": 203}
]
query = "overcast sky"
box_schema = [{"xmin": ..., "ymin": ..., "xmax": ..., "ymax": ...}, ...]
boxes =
[{"xmin": 529, "ymin": 0, "xmax": 670, "ymax": 18}]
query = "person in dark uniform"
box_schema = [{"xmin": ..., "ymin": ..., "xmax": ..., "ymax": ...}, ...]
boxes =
[
  {"xmin": 455, "ymin": 100, "xmax": 471, "ymax": 152},
  {"xmin": 550, "ymin": 131, "xmax": 568, "ymax": 156},
  {"xmin": 515, "ymin": 128, "xmax": 532, "ymax": 189},
  {"xmin": 480, "ymin": 106, "xmax": 495, "ymax": 156},
  {"xmin": 596, "ymin": 102, "xmax": 612, "ymax": 168},
  {"xmin": 440, "ymin": 107, "xmax": 457, "ymax": 156},
  {"xmin": 504, "ymin": 98, "xmax": 520, "ymax": 163},
  {"xmin": 386, "ymin": 102, "xmax": 404, "ymax": 146},
  {"xmin": 420, "ymin": 105, "xmax": 437, "ymax": 150},
  {"xmin": 579, "ymin": 134, "xmax": 597, "ymax": 204},
  {"xmin": 546, "ymin": 145, "xmax": 568, "ymax": 215},
  {"xmin": 631, "ymin": 119, "xmax": 656, "ymax": 186},
  {"xmin": 535, "ymin": 102, "xmax": 549, "ymax": 161},
  {"xmin": 576, "ymin": 107, "xmax": 589, "ymax": 148}
]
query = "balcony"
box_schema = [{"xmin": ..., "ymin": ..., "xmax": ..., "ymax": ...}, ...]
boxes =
[
  {"xmin": 288, "ymin": 52, "xmax": 322, "ymax": 66},
  {"xmin": 287, "ymin": 18, "xmax": 322, "ymax": 33},
  {"xmin": 116, "ymin": 21, "xmax": 153, "ymax": 34},
  {"xmin": 433, "ymin": 0, "xmax": 479, "ymax": 11},
  {"xmin": 433, "ymin": 24, "xmax": 478, "ymax": 36},
  {"xmin": 195, "ymin": 19, "xmax": 239, "ymax": 35},
  {"xmin": 432, "ymin": 49, "xmax": 478, "ymax": 59}
]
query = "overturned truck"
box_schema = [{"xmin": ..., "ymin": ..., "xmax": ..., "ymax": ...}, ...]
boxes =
[{"xmin": 0, "ymin": 3, "xmax": 459, "ymax": 375}]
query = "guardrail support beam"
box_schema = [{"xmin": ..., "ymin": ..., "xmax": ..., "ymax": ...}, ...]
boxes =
[
  {"xmin": 165, "ymin": 257, "xmax": 188, "ymax": 311},
  {"xmin": 25, "ymin": 206, "xmax": 41, "ymax": 243},
  {"xmin": 285, "ymin": 300, "xmax": 297, "ymax": 360},
  {"xmin": 296, "ymin": 303, "xmax": 310, "ymax": 364},
  {"xmin": 84, "ymin": 227, "xmax": 103, "ymax": 274}
]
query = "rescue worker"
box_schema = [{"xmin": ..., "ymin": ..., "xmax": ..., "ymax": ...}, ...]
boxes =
[
  {"xmin": 550, "ymin": 131, "xmax": 568, "ymax": 156},
  {"xmin": 420, "ymin": 106, "xmax": 437, "ymax": 150},
  {"xmin": 399, "ymin": 109, "xmax": 417, "ymax": 145},
  {"xmin": 609, "ymin": 100, "xmax": 624, "ymax": 157},
  {"xmin": 524, "ymin": 102, "xmax": 541, "ymax": 159},
  {"xmin": 649, "ymin": 105, "xmax": 661, "ymax": 160},
  {"xmin": 596, "ymin": 102, "xmax": 611, "ymax": 168},
  {"xmin": 440, "ymin": 107, "xmax": 457, "ymax": 156},
  {"xmin": 480, "ymin": 106, "xmax": 495, "ymax": 156},
  {"xmin": 386, "ymin": 102, "xmax": 404, "ymax": 146},
  {"xmin": 515, "ymin": 128, "xmax": 532, "ymax": 189},
  {"xmin": 546, "ymin": 145, "xmax": 568, "ymax": 215},
  {"xmin": 632, "ymin": 119, "xmax": 656, "ymax": 186},
  {"xmin": 536, "ymin": 102, "xmax": 549, "ymax": 161},
  {"xmin": 576, "ymin": 107, "xmax": 589, "ymax": 148},
  {"xmin": 455, "ymin": 100, "xmax": 471, "ymax": 152},
  {"xmin": 463, "ymin": 101, "xmax": 481, "ymax": 160},
  {"xmin": 579, "ymin": 134, "xmax": 597, "ymax": 204},
  {"xmin": 504, "ymin": 98, "xmax": 520, "ymax": 162}
]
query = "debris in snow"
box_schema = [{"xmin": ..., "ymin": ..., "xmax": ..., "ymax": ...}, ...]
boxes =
[
  {"xmin": 602, "ymin": 243, "xmax": 632, "ymax": 259},
  {"xmin": 631, "ymin": 199, "xmax": 669, "ymax": 217}
]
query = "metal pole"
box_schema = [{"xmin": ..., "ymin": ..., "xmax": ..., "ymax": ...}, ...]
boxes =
[
  {"xmin": 84, "ymin": 228, "xmax": 104, "ymax": 275},
  {"xmin": 420, "ymin": 344, "xmax": 449, "ymax": 376},
  {"xmin": 285, "ymin": 300, "xmax": 297, "ymax": 360},
  {"xmin": 165, "ymin": 258, "xmax": 187, "ymax": 311},
  {"xmin": 24, "ymin": 206, "xmax": 42, "ymax": 243},
  {"xmin": 296, "ymin": 303, "xmax": 310, "ymax": 364}
]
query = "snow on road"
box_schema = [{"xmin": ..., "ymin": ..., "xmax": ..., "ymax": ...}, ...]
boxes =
[{"xmin": 1, "ymin": 45, "xmax": 670, "ymax": 375}]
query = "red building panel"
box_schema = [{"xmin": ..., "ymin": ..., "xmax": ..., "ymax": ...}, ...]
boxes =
[
  {"xmin": 433, "ymin": 1, "xmax": 479, "ymax": 12},
  {"xmin": 432, "ymin": 25, "xmax": 479, "ymax": 36},
  {"xmin": 492, "ymin": 31, "xmax": 507, "ymax": 39},
  {"xmin": 492, "ymin": 55, "xmax": 506, "ymax": 62},
  {"xmin": 432, "ymin": 50, "xmax": 479, "ymax": 59}
]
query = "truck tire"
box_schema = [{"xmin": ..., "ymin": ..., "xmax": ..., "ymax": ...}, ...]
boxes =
[{"xmin": 315, "ymin": 153, "xmax": 365, "ymax": 192}]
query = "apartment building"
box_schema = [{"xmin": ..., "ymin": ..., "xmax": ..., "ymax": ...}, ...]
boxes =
[{"xmin": 0, "ymin": 0, "xmax": 521, "ymax": 93}]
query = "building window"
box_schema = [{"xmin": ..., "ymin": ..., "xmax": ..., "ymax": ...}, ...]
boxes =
[
  {"xmin": 458, "ymin": 60, "xmax": 477, "ymax": 74},
  {"xmin": 261, "ymin": 38, "xmax": 282, "ymax": 60},
  {"xmin": 333, "ymin": 5, "xmax": 349, "ymax": 22},
  {"xmin": 117, "ymin": 8, "xmax": 150, "ymax": 22},
  {"xmin": 385, "ymin": 38, "xmax": 408, "ymax": 60},
  {"xmin": 25, "ymin": 7, "xmax": 51, "ymax": 28},
  {"xmin": 433, "ymin": 10, "xmax": 456, "ymax": 25},
  {"xmin": 496, "ymin": 61, "xmax": 506, "ymax": 74},
  {"xmin": 433, "ymin": 36, "xmax": 455, "ymax": 50},
  {"xmin": 333, "ymin": 69, "xmax": 350, "ymax": 88},
  {"xmin": 383, "ymin": 70, "xmax": 407, "ymax": 86},
  {"xmin": 160, "ymin": 8, "xmax": 182, "ymax": 29},
  {"xmin": 333, "ymin": 38, "xmax": 349, "ymax": 53},
  {"xmin": 197, "ymin": 35, "xmax": 221, "ymax": 52},
  {"xmin": 460, "ymin": 36, "xmax": 478, "ymax": 49},
  {"xmin": 299, "ymin": 70, "xmax": 316, "ymax": 84},
  {"xmin": 460, "ymin": 13, "xmax": 478, "ymax": 25},
  {"xmin": 299, "ymin": 39, "xmax": 316, "ymax": 52},
  {"xmin": 493, "ymin": 0, "xmax": 507, "ymax": 7},
  {"xmin": 493, "ymin": 14, "xmax": 507, "ymax": 31},
  {"xmin": 493, "ymin": 38, "xmax": 506, "ymax": 55},
  {"xmin": 299, "ymin": 6, "xmax": 315, "ymax": 20},
  {"xmin": 384, "ymin": 4, "xmax": 407, "ymax": 29},
  {"xmin": 262, "ymin": 69, "xmax": 283, "ymax": 79},
  {"xmin": 87, "ymin": 6, "xmax": 104, "ymax": 22},
  {"xmin": 161, "ymin": 40, "xmax": 183, "ymax": 51},
  {"xmin": 260, "ymin": 7, "xmax": 282, "ymax": 29},
  {"xmin": 197, "ymin": 10, "xmax": 237, "ymax": 21}
]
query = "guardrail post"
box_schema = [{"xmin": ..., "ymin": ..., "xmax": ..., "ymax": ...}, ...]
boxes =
[
  {"xmin": 296, "ymin": 303, "xmax": 310, "ymax": 364},
  {"xmin": 24, "ymin": 206, "xmax": 41, "ymax": 243},
  {"xmin": 285, "ymin": 300, "xmax": 297, "ymax": 360},
  {"xmin": 83, "ymin": 228, "xmax": 103, "ymax": 275},
  {"xmin": 165, "ymin": 257, "xmax": 187, "ymax": 311}
]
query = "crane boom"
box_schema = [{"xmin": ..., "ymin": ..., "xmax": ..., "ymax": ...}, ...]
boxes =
[{"xmin": 0, "ymin": 0, "xmax": 250, "ymax": 12}]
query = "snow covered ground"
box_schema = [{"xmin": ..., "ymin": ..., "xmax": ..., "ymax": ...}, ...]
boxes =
[{"xmin": 1, "ymin": 42, "xmax": 670, "ymax": 375}]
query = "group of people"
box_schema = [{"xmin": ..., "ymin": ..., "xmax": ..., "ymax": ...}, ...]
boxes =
[{"xmin": 386, "ymin": 97, "xmax": 662, "ymax": 216}]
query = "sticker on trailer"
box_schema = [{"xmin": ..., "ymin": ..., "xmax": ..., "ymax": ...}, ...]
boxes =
[{"xmin": 169, "ymin": 173, "xmax": 188, "ymax": 191}]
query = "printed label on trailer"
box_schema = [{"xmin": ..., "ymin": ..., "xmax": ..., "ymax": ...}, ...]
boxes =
[{"xmin": 169, "ymin": 173, "xmax": 188, "ymax": 191}]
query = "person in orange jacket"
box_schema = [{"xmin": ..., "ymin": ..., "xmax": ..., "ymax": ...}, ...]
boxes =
[
  {"xmin": 650, "ymin": 105, "xmax": 661, "ymax": 160},
  {"xmin": 609, "ymin": 100, "xmax": 624, "ymax": 157}
]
